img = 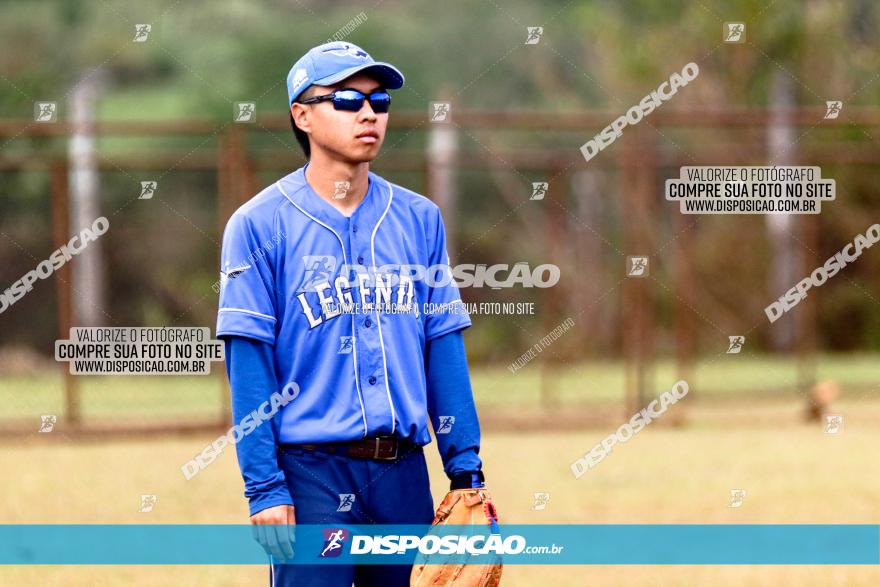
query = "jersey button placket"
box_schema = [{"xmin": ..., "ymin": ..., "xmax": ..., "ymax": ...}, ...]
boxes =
[
  {"xmin": 351, "ymin": 220, "xmax": 363, "ymax": 264},
  {"xmin": 351, "ymin": 211, "xmax": 380, "ymax": 403}
]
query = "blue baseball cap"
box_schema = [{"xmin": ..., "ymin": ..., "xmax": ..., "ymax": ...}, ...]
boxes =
[{"xmin": 286, "ymin": 42, "xmax": 405, "ymax": 106}]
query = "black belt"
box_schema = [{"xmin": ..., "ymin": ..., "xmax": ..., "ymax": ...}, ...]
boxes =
[{"xmin": 279, "ymin": 436, "xmax": 420, "ymax": 461}]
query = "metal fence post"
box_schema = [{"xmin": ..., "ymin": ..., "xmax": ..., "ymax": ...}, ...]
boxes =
[
  {"xmin": 51, "ymin": 159, "xmax": 79, "ymax": 426},
  {"xmin": 621, "ymin": 126, "xmax": 657, "ymax": 414}
]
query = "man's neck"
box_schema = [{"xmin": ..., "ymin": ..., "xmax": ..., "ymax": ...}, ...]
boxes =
[{"xmin": 304, "ymin": 153, "xmax": 370, "ymax": 217}]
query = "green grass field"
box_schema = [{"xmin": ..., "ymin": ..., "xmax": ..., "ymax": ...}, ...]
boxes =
[
  {"xmin": 3, "ymin": 353, "xmax": 879, "ymax": 423},
  {"xmin": 3, "ymin": 419, "xmax": 880, "ymax": 586},
  {"xmin": 1, "ymin": 354, "xmax": 879, "ymax": 585}
]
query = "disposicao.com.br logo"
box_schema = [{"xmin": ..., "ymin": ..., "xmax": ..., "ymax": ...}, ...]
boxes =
[{"xmin": 319, "ymin": 530, "xmax": 533, "ymax": 557}]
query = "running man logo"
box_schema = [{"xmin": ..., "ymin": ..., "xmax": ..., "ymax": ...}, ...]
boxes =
[
  {"xmin": 138, "ymin": 494, "xmax": 157, "ymax": 513},
  {"xmin": 430, "ymin": 102, "xmax": 451, "ymax": 123},
  {"xmin": 234, "ymin": 102, "xmax": 256, "ymax": 123},
  {"xmin": 338, "ymin": 336, "xmax": 354, "ymax": 354},
  {"xmin": 728, "ymin": 489, "xmax": 746, "ymax": 508},
  {"xmin": 626, "ymin": 256, "xmax": 649, "ymax": 277},
  {"xmin": 436, "ymin": 416, "xmax": 455, "ymax": 434},
  {"xmin": 133, "ymin": 24, "xmax": 151, "ymax": 42},
  {"xmin": 530, "ymin": 182, "xmax": 548, "ymax": 201},
  {"xmin": 319, "ymin": 528, "xmax": 349, "ymax": 558},
  {"xmin": 299, "ymin": 255, "xmax": 338, "ymax": 293},
  {"xmin": 532, "ymin": 492, "xmax": 550, "ymax": 511},
  {"xmin": 525, "ymin": 27, "xmax": 543, "ymax": 44},
  {"xmin": 726, "ymin": 336, "xmax": 745, "ymax": 354},
  {"xmin": 337, "ymin": 494, "xmax": 355, "ymax": 512},
  {"xmin": 39, "ymin": 415, "xmax": 57, "ymax": 433},
  {"xmin": 724, "ymin": 22, "xmax": 745, "ymax": 43},
  {"xmin": 824, "ymin": 414, "xmax": 843, "ymax": 434},
  {"xmin": 824, "ymin": 101, "xmax": 843, "ymax": 119},
  {"xmin": 334, "ymin": 181, "xmax": 350, "ymax": 200},
  {"xmin": 34, "ymin": 102, "xmax": 57, "ymax": 122},
  {"xmin": 139, "ymin": 181, "xmax": 158, "ymax": 200}
]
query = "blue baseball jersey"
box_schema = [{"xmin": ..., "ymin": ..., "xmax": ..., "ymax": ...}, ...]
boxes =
[{"xmin": 216, "ymin": 165, "xmax": 471, "ymax": 445}]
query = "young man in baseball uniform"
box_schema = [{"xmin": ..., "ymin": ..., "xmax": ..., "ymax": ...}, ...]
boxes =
[{"xmin": 217, "ymin": 41, "xmax": 487, "ymax": 586}]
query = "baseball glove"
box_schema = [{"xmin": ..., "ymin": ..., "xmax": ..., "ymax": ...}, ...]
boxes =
[{"xmin": 410, "ymin": 488, "xmax": 503, "ymax": 587}]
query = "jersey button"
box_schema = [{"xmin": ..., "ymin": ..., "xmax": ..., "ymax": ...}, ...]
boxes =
[
  {"xmin": 357, "ymin": 256, "xmax": 364, "ymax": 264},
  {"xmin": 364, "ymin": 318, "xmax": 372, "ymax": 328},
  {"xmin": 368, "ymin": 376, "xmax": 377, "ymax": 385},
  {"xmin": 352, "ymin": 225, "xmax": 358, "ymax": 233}
]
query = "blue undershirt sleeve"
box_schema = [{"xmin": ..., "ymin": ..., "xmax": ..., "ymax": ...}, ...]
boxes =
[
  {"xmin": 425, "ymin": 329, "xmax": 484, "ymax": 480},
  {"xmin": 223, "ymin": 335, "xmax": 294, "ymax": 516}
]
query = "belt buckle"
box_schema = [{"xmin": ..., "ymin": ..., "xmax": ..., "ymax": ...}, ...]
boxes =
[{"xmin": 373, "ymin": 437, "xmax": 398, "ymax": 460}]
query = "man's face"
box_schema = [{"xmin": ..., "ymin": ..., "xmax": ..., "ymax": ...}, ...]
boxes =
[{"xmin": 292, "ymin": 73, "xmax": 388, "ymax": 164}]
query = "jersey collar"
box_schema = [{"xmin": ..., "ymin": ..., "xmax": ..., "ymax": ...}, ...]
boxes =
[{"xmin": 277, "ymin": 165, "xmax": 391, "ymax": 238}]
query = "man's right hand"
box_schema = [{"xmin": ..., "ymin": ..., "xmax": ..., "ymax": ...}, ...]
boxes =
[{"xmin": 250, "ymin": 504, "xmax": 296, "ymax": 561}]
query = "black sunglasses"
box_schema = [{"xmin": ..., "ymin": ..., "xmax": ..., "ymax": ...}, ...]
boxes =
[{"xmin": 298, "ymin": 88, "xmax": 391, "ymax": 113}]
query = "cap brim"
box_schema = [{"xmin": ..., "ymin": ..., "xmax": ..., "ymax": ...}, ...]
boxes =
[{"xmin": 313, "ymin": 62, "xmax": 405, "ymax": 90}]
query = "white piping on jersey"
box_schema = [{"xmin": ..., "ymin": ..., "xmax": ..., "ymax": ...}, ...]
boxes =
[
  {"xmin": 276, "ymin": 180, "xmax": 369, "ymax": 438},
  {"xmin": 218, "ymin": 308, "xmax": 277, "ymax": 322},
  {"xmin": 370, "ymin": 177, "xmax": 397, "ymax": 435}
]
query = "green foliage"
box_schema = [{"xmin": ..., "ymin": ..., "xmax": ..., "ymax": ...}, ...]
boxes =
[{"xmin": 2, "ymin": 1, "xmax": 880, "ymax": 357}]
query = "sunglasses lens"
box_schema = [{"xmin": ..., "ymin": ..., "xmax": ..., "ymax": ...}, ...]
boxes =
[
  {"xmin": 332, "ymin": 90, "xmax": 366, "ymax": 111},
  {"xmin": 368, "ymin": 92, "xmax": 391, "ymax": 113}
]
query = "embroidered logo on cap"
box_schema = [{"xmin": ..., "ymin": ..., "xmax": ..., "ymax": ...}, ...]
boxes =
[
  {"xmin": 291, "ymin": 68, "xmax": 309, "ymax": 92},
  {"xmin": 322, "ymin": 43, "xmax": 369, "ymax": 59}
]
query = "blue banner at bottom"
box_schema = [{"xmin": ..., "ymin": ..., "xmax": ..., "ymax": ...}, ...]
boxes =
[{"xmin": 0, "ymin": 525, "xmax": 878, "ymax": 565}]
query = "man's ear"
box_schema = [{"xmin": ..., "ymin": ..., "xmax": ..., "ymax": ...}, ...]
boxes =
[{"xmin": 291, "ymin": 103, "xmax": 311, "ymax": 134}]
